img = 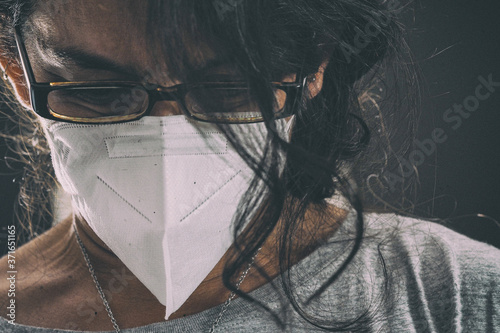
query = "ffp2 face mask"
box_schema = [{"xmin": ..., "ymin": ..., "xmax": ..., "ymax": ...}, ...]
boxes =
[{"xmin": 40, "ymin": 115, "xmax": 286, "ymax": 319}]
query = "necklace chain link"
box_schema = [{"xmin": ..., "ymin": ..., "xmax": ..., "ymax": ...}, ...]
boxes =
[
  {"xmin": 73, "ymin": 222, "xmax": 121, "ymax": 332},
  {"xmin": 209, "ymin": 248, "xmax": 261, "ymax": 333},
  {"xmin": 73, "ymin": 222, "xmax": 261, "ymax": 333}
]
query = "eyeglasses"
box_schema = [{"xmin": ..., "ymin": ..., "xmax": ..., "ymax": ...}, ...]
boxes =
[{"xmin": 14, "ymin": 26, "xmax": 306, "ymax": 124}]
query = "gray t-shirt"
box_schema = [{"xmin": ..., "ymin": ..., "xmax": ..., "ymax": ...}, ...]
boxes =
[{"xmin": 1, "ymin": 212, "xmax": 499, "ymax": 332}]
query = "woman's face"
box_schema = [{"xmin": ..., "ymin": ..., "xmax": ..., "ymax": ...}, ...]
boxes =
[
  {"xmin": 22, "ymin": 0, "xmax": 240, "ymax": 116},
  {"xmin": 5, "ymin": 0, "xmax": 324, "ymax": 115}
]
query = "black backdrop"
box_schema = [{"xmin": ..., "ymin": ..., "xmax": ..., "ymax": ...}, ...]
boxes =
[
  {"xmin": 1, "ymin": 0, "xmax": 499, "ymax": 255},
  {"xmin": 403, "ymin": 0, "xmax": 500, "ymax": 247}
]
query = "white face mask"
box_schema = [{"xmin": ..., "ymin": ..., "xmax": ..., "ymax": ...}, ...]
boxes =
[{"xmin": 40, "ymin": 115, "xmax": 288, "ymax": 319}]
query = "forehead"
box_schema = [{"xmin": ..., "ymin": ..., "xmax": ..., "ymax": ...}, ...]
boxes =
[{"xmin": 27, "ymin": 0, "xmax": 217, "ymax": 81}]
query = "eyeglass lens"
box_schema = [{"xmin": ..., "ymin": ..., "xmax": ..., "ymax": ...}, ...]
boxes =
[{"xmin": 47, "ymin": 85, "xmax": 288, "ymax": 122}]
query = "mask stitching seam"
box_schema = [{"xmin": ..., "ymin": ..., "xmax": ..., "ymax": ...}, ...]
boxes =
[
  {"xmin": 96, "ymin": 175, "xmax": 153, "ymax": 224},
  {"xmin": 103, "ymin": 133, "xmax": 225, "ymax": 139},
  {"xmin": 49, "ymin": 122, "xmax": 147, "ymax": 132},
  {"xmin": 103, "ymin": 135, "xmax": 228, "ymax": 158},
  {"xmin": 105, "ymin": 153, "xmax": 228, "ymax": 159},
  {"xmin": 161, "ymin": 131, "xmax": 224, "ymax": 135},
  {"xmin": 180, "ymin": 170, "xmax": 241, "ymax": 223},
  {"xmin": 49, "ymin": 123, "xmax": 227, "ymax": 135},
  {"xmin": 159, "ymin": 119, "xmax": 191, "ymax": 126}
]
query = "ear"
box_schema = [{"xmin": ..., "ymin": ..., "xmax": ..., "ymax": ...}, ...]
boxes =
[
  {"xmin": 282, "ymin": 57, "xmax": 330, "ymax": 124},
  {"xmin": 281, "ymin": 57, "xmax": 330, "ymax": 100},
  {"xmin": 306, "ymin": 57, "xmax": 329, "ymax": 99},
  {"xmin": 0, "ymin": 55, "xmax": 32, "ymax": 110}
]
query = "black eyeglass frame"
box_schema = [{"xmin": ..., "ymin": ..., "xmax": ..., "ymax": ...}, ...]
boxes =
[{"xmin": 14, "ymin": 26, "xmax": 306, "ymax": 124}]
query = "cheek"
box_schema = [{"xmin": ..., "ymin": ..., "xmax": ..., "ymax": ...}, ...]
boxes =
[{"xmin": 274, "ymin": 89, "xmax": 288, "ymax": 111}]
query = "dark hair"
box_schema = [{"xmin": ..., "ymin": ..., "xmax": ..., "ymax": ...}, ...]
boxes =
[{"xmin": 0, "ymin": 0, "xmax": 418, "ymax": 330}]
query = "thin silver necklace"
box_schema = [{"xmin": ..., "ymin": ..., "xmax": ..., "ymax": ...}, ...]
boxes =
[
  {"xmin": 73, "ymin": 222, "xmax": 120, "ymax": 332},
  {"xmin": 72, "ymin": 222, "xmax": 261, "ymax": 333},
  {"xmin": 209, "ymin": 247, "xmax": 261, "ymax": 333}
]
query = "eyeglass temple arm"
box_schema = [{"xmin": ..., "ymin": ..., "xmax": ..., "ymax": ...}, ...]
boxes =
[{"xmin": 14, "ymin": 26, "xmax": 38, "ymax": 86}]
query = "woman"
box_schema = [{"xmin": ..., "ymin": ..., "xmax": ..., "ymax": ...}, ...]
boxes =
[{"xmin": 0, "ymin": 0, "xmax": 498, "ymax": 332}]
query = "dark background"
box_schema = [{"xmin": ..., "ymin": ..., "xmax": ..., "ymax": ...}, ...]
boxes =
[
  {"xmin": 403, "ymin": 0, "xmax": 500, "ymax": 247},
  {"xmin": 1, "ymin": 0, "xmax": 499, "ymax": 254}
]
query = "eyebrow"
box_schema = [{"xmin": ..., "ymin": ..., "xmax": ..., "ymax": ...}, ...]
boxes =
[
  {"xmin": 50, "ymin": 46, "xmax": 144, "ymax": 78},
  {"xmin": 47, "ymin": 45, "xmax": 234, "ymax": 82}
]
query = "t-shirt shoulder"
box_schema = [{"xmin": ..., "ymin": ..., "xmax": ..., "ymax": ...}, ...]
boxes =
[
  {"xmin": 365, "ymin": 212, "xmax": 500, "ymax": 275},
  {"xmin": 289, "ymin": 212, "xmax": 500, "ymax": 332},
  {"xmin": 363, "ymin": 213, "xmax": 500, "ymax": 331}
]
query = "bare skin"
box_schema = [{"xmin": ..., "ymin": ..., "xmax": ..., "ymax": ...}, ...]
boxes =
[{"xmin": 0, "ymin": 0, "xmax": 338, "ymax": 330}]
